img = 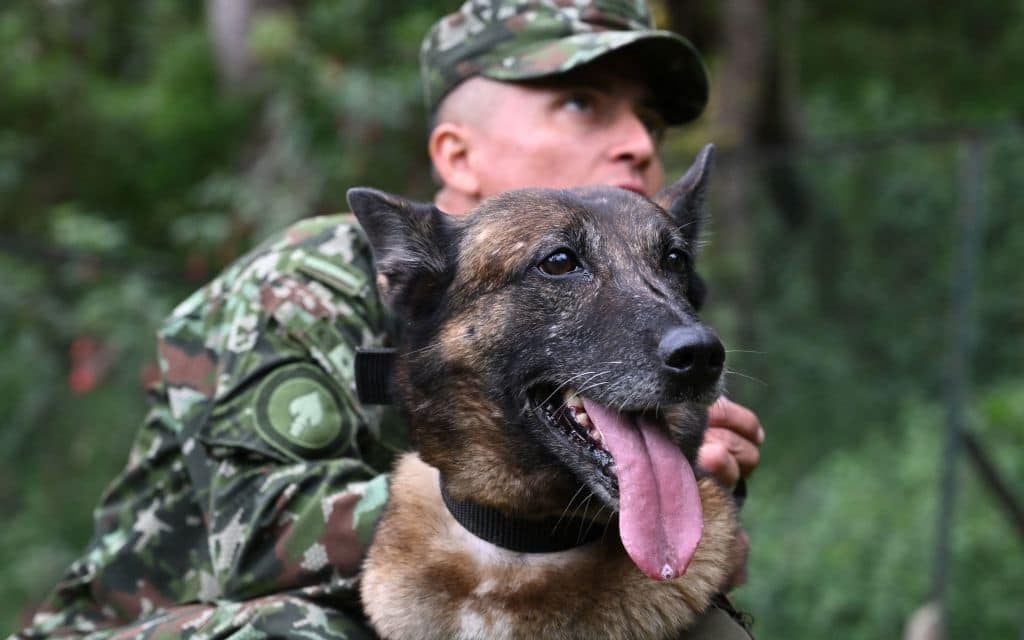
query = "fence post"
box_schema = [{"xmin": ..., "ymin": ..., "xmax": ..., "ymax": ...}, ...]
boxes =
[{"xmin": 930, "ymin": 135, "xmax": 988, "ymax": 628}]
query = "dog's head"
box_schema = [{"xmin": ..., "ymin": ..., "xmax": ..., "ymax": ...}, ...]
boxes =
[{"xmin": 349, "ymin": 145, "xmax": 723, "ymax": 580}]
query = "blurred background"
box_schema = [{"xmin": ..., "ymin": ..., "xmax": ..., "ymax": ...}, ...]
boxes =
[{"xmin": 1, "ymin": 1, "xmax": 1022, "ymax": 637}]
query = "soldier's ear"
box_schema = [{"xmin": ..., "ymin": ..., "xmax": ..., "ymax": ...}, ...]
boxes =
[
  {"xmin": 347, "ymin": 187, "xmax": 460, "ymax": 318},
  {"xmin": 653, "ymin": 144, "xmax": 714, "ymax": 247}
]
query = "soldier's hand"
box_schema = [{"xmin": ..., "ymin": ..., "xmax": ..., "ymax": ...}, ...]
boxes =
[{"xmin": 698, "ymin": 397, "xmax": 764, "ymax": 489}]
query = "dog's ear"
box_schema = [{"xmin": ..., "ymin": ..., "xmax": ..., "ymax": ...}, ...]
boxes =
[
  {"xmin": 347, "ymin": 187, "xmax": 459, "ymax": 317},
  {"xmin": 653, "ymin": 143, "xmax": 714, "ymax": 247},
  {"xmin": 687, "ymin": 271, "xmax": 708, "ymax": 311},
  {"xmin": 654, "ymin": 144, "xmax": 714, "ymax": 311}
]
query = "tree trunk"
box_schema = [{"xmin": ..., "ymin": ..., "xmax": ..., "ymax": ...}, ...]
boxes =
[
  {"xmin": 709, "ymin": 0, "xmax": 768, "ymax": 351},
  {"xmin": 663, "ymin": 0, "xmax": 719, "ymax": 54},
  {"xmin": 207, "ymin": 0, "xmax": 255, "ymax": 88}
]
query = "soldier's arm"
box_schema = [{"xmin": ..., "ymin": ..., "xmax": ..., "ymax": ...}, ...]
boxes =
[{"xmin": 164, "ymin": 216, "xmax": 402, "ymax": 602}]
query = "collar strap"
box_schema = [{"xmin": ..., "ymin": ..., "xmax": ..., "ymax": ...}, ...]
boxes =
[
  {"xmin": 439, "ymin": 477, "xmax": 607, "ymax": 553},
  {"xmin": 355, "ymin": 347, "xmax": 396, "ymax": 405}
]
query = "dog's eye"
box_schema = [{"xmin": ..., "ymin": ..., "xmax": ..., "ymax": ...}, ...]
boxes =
[
  {"xmin": 665, "ymin": 249, "xmax": 689, "ymax": 274},
  {"xmin": 538, "ymin": 250, "xmax": 581, "ymax": 276}
]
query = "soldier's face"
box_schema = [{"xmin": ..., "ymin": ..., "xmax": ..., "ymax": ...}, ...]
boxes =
[{"xmin": 466, "ymin": 70, "xmax": 667, "ymax": 198}]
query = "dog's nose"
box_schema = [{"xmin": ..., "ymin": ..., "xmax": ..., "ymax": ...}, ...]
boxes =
[{"xmin": 658, "ymin": 326, "xmax": 725, "ymax": 386}]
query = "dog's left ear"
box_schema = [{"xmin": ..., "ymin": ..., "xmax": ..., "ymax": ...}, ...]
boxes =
[
  {"xmin": 653, "ymin": 143, "xmax": 714, "ymax": 247},
  {"xmin": 347, "ymin": 187, "xmax": 459, "ymax": 318},
  {"xmin": 653, "ymin": 144, "xmax": 714, "ymax": 311}
]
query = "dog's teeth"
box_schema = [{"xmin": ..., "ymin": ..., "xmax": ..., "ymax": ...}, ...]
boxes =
[
  {"xmin": 575, "ymin": 410, "xmax": 591, "ymax": 428},
  {"xmin": 590, "ymin": 425, "xmax": 603, "ymax": 445},
  {"xmin": 564, "ymin": 390, "xmax": 583, "ymax": 409}
]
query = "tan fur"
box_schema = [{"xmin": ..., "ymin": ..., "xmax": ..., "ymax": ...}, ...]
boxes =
[
  {"xmin": 453, "ymin": 200, "xmax": 578, "ymax": 295},
  {"xmin": 423, "ymin": 382, "xmax": 572, "ymax": 511},
  {"xmin": 362, "ymin": 454, "xmax": 739, "ymax": 640}
]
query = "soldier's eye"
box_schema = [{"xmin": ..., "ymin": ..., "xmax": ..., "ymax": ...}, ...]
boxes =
[
  {"xmin": 665, "ymin": 248, "xmax": 689, "ymax": 274},
  {"xmin": 538, "ymin": 249, "xmax": 581, "ymax": 276},
  {"xmin": 637, "ymin": 106, "xmax": 667, "ymax": 145},
  {"xmin": 563, "ymin": 90, "xmax": 598, "ymax": 114}
]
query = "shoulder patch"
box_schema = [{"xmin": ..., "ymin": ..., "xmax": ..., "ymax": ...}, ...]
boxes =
[{"xmin": 254, "ymin": 363, "xmax": 353, "ymax": 459}]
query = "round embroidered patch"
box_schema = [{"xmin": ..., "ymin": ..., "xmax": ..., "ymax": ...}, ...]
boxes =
[{"xmin": 254, "ymin": 364, "xmax": 351, "ymax": 459}]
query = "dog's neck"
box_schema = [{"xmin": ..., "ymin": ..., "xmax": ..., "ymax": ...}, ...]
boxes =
[
  {"xmin": 362, "ymin": 454, "xmax": 743, "ymax": 639},
  {"xmin": 439, "ymin": 476, "xmax": 607, "ymax": 553}
]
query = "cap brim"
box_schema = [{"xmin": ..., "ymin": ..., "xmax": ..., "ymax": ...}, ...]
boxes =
[{"xmin": 479, "ymin": 30, "xmax": 709, "ymax": 125}]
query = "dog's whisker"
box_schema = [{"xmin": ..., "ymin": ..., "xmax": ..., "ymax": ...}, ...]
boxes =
[
  {"xmin": 550, "ymin": 371, "xmax": 613, "ymax": 414},
  {"xmin": 397, "ymin": 341, "xmax": 444, "ymax": 359},
  {"xmin": 541, "ymin": 362, "xmax": 625, "ymax": 409},
  {"xmin": 600, "ymin": 515, "xmax": 613, "ymax": 544},
  {"xmin": 581, "ymin": 503, "xmax": 607, "ymax": 542},
  {"xmin": 573, "ymin": 370, "xmax": 612, "ymax": 392},
  {"xmin": 573, "ymin": 379, "xmax": 614, "ymax": 399},
  {"xmin": 540, "ymin": 370, "xmax": 608, "ymax": 409},
  {"xmin": 576, "ymin": 493, "xmax": 595, "ymax": 542},
  {"xmin": 553, "ymin": 484, "xmax": 590, "ymax": 533},
  {"xmin": 672, "ymin": 219, "xmax": 699, "ymax": 234},
  {"xmin": 571, "ymin": 492, "xmax": 593, "ymax": 523},
  {"xmin": 723, "ymin": 368, "xmax": 768, "ymax": 387}
]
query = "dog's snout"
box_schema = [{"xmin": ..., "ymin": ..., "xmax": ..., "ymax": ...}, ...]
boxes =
[{"xmin": 658, "ymin": 326, "xmax": 725, "ymax": 386}]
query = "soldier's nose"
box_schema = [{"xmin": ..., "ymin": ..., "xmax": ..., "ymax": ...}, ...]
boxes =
[{"xmin": 658, "ymin": 325, "xmax": 725, "ymax": 387}]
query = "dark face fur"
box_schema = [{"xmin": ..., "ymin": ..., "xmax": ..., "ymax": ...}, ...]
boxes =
[{"xmin": 349, "ymin": 146, "xmax": 723, "ymax": 518}]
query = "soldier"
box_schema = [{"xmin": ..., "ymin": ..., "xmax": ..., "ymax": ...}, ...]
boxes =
[{"xmin": 13, "ymin": 1, "xmax": 762, "ymax": 638}]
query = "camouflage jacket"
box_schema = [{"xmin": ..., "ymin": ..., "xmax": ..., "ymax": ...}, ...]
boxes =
[
  {"xmin": 15, "ymin": 214, "xmax": 404, "ymax": 639},
  {"xmin": 13, "ymin": 214, "xmax": 752, "ymax": 640}
]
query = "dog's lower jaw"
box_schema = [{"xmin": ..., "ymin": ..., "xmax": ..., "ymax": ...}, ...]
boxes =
[{"xmin": 360, "ymin": 453, "xmax": 740, "ymax": 640}]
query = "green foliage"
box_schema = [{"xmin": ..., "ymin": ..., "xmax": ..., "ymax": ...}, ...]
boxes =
[
  {"xmin": 735, "ymin": 382, "xmax": 1024, "ymax": 638},
  {"xmin": 0, "ymin": 1, "xmax": 251, "ymax": 243},
  {"xmin": 0, "ymin": 249, "xmax": 174, "ymax": 628},
  {"xmin": 799, "ymin": 3, "xmax": 1024, "ymax": 130}
]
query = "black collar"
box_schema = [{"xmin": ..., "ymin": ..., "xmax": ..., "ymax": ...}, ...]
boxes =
[
  {"xmin": 355, "ymin": 348, "xmax": 396, "ymax": 405},
  {"xmin": 439, "ymin": 477, "xmax": 608, "ymax": 553}
]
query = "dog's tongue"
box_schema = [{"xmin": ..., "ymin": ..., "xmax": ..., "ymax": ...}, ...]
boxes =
[{"xmin": 581, "ymin": 397, "xmax": 703, "ymax": 580}]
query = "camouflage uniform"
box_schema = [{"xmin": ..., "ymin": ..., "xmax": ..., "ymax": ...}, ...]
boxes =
[{"xmin": 14, "ymin": 215, "xmax": 401, "ymax": 639}]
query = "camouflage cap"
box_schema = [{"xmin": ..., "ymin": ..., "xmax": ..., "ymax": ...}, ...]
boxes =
[{"xmin": 421, "ymin": 0, "xmax": 709, "ymax": 125}]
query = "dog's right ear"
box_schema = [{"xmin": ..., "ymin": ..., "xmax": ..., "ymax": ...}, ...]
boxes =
[{"xmin": 347, "ymin": 187, "xmax": 459, "ymax": 317}]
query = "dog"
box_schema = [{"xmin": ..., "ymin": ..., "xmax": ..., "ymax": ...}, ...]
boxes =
[{"xmin": 347, "ymin": 145, "xmax": 742, "ymax": 640}]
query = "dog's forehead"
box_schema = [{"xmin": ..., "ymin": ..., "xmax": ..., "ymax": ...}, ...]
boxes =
[{"xmin": 465, "ymin": 187, "xmax": 666, "ymax": 244}]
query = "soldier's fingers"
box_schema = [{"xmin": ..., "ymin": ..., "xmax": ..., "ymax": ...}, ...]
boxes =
[
  {"xmin": 697, "ymin": 440, "xmax": 742, "ymax": 489},
  {"xmin": 708, "ymin": 397, "xmax": 765, "ymax": 446},
  {"xmin": 704, "ymin": 426, "xmax": 761, "ymax": 478}
]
